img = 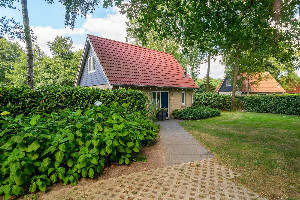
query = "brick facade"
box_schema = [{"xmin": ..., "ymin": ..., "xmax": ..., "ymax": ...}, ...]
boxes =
[{"xmin": 118, "ymin": 86, "xmax": 194, "ymax": 118}]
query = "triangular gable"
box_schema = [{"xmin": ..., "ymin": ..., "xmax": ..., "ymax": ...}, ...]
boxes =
[{"xmin": 74, "ymin": 38, "xmax": 110, "ymax": 87}]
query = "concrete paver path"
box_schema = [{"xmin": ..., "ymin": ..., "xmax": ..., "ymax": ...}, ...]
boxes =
[
  {"xmin": 38, "ymin": 119, "xmax": 267, "ymax": 200},
  {"xmin": 40, "ymin": 159, "xmax": 266, "ymax": 200},
  {"xmin": 157, "ymin": 119, "xmax": 213, "ymax": 165}
]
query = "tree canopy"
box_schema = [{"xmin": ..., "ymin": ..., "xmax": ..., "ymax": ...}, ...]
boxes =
[
  {"xmin": 0, "ymin": 36, "xmax": 82, "ymax": 87},
  {"xmin": 120, "ymin": 0, "xmax": 299, "ymax": 108}
]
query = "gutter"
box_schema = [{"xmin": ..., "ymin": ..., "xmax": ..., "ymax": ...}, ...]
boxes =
[{"xmin": 113, "ymin": 84, "xmax": 198, "ymax": 90}]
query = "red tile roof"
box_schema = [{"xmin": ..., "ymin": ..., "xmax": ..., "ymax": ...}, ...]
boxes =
[
  {"xmin": 286, "ymin": 85, "xmax": 300, "ymax": 93},
  {"xmin": 215, "ymin": 72, "xmax": 285, "ymax": 93},
  {"xmin": 241, "ymin": 72, "xmax": 285, "ymax": 93},
  {"xmin": 84, "ymin": 34, "xmax": 198, "ymax": 89}
]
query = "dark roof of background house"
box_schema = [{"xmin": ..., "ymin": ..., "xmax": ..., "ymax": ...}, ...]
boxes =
[{"xmin": 76, "ymin": 34, "xmax": 198, "ymax": 89}]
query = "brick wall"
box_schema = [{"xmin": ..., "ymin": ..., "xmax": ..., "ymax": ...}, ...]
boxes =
[{"xmin": 116, "ymin": 86, "xmax": 194, "ymax": 118}]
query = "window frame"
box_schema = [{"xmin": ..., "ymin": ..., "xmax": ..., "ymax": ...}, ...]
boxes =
[
  {"xmin": 226, "ymin": 79, "xmax": 231, "ymax": 87},
  {"xmin": 181, "ymin": 91, "xmax": 186, "ymax": 105},
  {"xmin": 88, "ymin": 56, "xmax": 95, "ymax": 73}
]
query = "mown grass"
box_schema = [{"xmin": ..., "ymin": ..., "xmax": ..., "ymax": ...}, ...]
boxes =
[{"xmin": 180, "ymin": 112, "xmax": 300, "ymax": 200}]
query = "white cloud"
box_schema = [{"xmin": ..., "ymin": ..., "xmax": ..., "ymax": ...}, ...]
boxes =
[
  {"xmin": 9, "ymin": 26, "xmax": 85, "ymax": 56},
  {"xmin": 83, "ymin": 11, "xmax": 128, "ymax": 42},
  {"xmin": 12, "ymin": 8, "xmax": 128, "ymax": 56},
  {"xmin": 32, "ymin": 26, "xmax": 86, "ymax": 55},
  {"xmin": 198, "ymin": 56, "xmax": 225, "ymax": 79}
]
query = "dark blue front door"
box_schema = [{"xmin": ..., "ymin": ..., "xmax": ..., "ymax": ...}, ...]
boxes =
[{"xmin": 161, "ymin": 92, "xmax": 169, "ymax": 118}]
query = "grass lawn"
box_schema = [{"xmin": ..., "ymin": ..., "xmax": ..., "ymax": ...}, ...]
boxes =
[{"xmin": 180, "ymin": 112, "xmax": 300, "ymax": 200}]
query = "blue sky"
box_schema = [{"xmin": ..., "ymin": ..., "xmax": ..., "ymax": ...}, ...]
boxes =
[{"xmin": 0, "ymin": 1, "xmax": 226, "ymax": 79}]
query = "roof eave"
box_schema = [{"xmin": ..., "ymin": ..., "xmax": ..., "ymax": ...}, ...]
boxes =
[{"xmin": 113, "ymin": 84, "xmax": 198, "ymax": 90}]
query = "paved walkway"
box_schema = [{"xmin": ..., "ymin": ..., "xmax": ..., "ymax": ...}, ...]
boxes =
[
  {"xmin": 40, "ymin": 159, "xmax": 266, "ymax": 200},
  {"xmin": 38, "ymin": 120, "xmax": 267, "ymax": 200},
  {"xmin": 157, "ymin": 119, "xmax": 213, "ymax": 165}
]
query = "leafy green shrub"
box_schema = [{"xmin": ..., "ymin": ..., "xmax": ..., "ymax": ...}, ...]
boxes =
[
  {"xmin": 193, "ymin": 93, "xmax": 300, "ymax": 116},
  {"xmin": 0, "ymin": 103, "xmax": 159, "ymax": 199},
  {"xmin": 0, "ymin": 86, "xmax": 147, "ymax": 117},
  {"xmin": 172, "ymin": 106, "xmax": 221, "ymax": 120},
  {"xmin": 240, "ymin": 94, "xmax": 300, "ymax": 115},
  {"xmin": 193, "ymin": 92, "xmax": 233, "ymax": 110}
]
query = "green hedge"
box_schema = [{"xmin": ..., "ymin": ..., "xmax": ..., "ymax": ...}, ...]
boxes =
[
  {"xmin": 0, "ymin": 86, "xmax": 147, "ymax": 116},
  {"xmin": 0, "ymin": 103, "xmax": 159, "ymax": 199},
  {"xmin": 172, "ymin": 106, "xmax": 221, "ymax": 120},
  {"xmin": 192, "ymin": 92, "xmax": 300, "ymax": 116},
  {"xmin": 193, "ymin": 92, "xmax": 232, "ymax": 111},
  {"xmin": 240, "ymin": 94, "xmax": 300, "ymax": 115}
]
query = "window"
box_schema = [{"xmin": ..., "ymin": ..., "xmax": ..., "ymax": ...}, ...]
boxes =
[
  {"xmin": 88, "ymin": 56, "xmax": 95, "ymax": 73},
  {"xmin": 182, "ymin": 91, "xmax": 185, "ymax": 105},
  {"xmin": 152, "ymin": 92, "xmax": 160, "ymax": 109},
  {"xmin": 226, "ymin": 79, "xmax": 231, "ymax": 87}
]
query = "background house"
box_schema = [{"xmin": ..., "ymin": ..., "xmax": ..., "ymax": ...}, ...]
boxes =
[
  {"xmin": 215, "ymin": 72, "xmax": 286, "ymax": 95},
  {"xmin": 74, "ymin": 34, "xmax": 198, "ymax": 118},
  {"xmin": 286, "ymin": 85, "xmax": 300, "ymax": 94}
]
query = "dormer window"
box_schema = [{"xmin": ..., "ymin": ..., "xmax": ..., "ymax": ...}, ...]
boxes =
[{"xmin": 88, "ymin": 56, "xmax": 95, "ymax": 73}]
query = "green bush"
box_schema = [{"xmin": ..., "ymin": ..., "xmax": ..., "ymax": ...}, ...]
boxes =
[
  {"xmin": 0, "ymin": 103, "xmax": 159, "ymax": 199},
  {"xmin": 172, "ymin": 106, "xmax": 221, "ymax": 120},
  {"xmin": 193, "ymin": 92, "xmax": 233, "ymax": 111},
  {"xmin": 0, "ymin": 86, "xmax": 147, "ymax": 116},
  {"xmin": 193, "ymin": 92, "xmax": 300, "ymax": 116},
  {"xmin": 240, "ymin": 94, "xmax": 300, "ymax": 115}
]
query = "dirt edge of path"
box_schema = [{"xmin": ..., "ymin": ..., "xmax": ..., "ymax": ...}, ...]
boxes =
[{"xmin": 16, "ymin": 135, "xmax": 165, "ymax": 200}]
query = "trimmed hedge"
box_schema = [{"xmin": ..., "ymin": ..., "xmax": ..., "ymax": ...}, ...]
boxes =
[
  {"xmin": 240, "ymin": 94, "xmax": 300, "ymax": 115},
  {"xmin": 192, "ymin": 92, "xmax": 300, "ymax": 116},
  {"xmin": 172, "ymin": 106, "xmax": 221, "ymax": 120},
  {"xmin": 193, "ymin": 92, "xmax": 232, "ymax": 111},
  {"xmin": 0, "ymin": 86, "xmax": 147, "ymax": 116},
  {"xmin": 0, "ymin": 103, "xmax": 159, "ymax": 199}
]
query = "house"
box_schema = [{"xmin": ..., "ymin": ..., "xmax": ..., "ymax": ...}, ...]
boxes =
[
  {"xmin": 74, "ymin": 34, "xmax": 198, "ymax": 118},
  {"xmin": 286, "ymin": 85, "xmax": 300, "ymax": 94},
  {"xmin": 215, "ymin": 72, "xmax": 286, "ymax": 95}
]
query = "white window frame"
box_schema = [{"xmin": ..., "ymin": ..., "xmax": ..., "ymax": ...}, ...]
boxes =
[
  {"xmin": 152, "ymin": 91, "xmax": 169, "ymax": 118},
  {"xmin": 88, "ymin": 56, "xmax": 95, "ymax": 73},
  {"xmin": 181, "ymin": 91, "xmax": 186, "ymax": 105},
  {"xmin": 226, "ymin": 79, "xmax": 231, "ymax": 87}
]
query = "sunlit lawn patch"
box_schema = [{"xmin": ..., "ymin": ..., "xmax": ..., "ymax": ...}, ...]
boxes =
[{"xmin": 180, "ymin": 112, "xmax": 300, "ymax": 200}]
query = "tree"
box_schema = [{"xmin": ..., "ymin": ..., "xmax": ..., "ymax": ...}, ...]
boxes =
[
  {"xmin": 121, "ymin": 1, "xmax": 299, "ymax": 109},
  {"xmin": 1, "ymin": 36, "xmax": 82, "ymax": 87},
  {"xmin": 195, "ymin": 77, "xmax": 222, "ymax": 93},
  {"xmin": 0, "ymin": 38, "xmax": 23, "ymax": 86},
  {"xmin": 46, "ymin": 36, "xmax": 82, "ymax": 86},
  {"xmin": 1, "ymin": 0, "xmax": 115, "ymax": 88}
]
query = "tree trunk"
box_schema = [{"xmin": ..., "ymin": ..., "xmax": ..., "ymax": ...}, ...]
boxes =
[
  {"xmin": 231, "ymin": 52, "xmax": 240, "ymax": 110},
  {"xmin": 22, "ymin": 0, "xmax": 34, "ymax": 88},
  {"xmin": 206, "ymin": 52, "xmax": 211, "ymax": 92}
]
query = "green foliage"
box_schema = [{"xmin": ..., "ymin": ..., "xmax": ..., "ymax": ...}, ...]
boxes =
[
  {"xmin": 195, "ymin": 78, "xmax": 222, "ymax": 93},
  {"xmin": 0, "ymin": 37, "xmax": 82, "ymax": 87},
  {"xmin": 172, "ymin": 107, "xmax": 221, "ymax": 120},
  {"xmin": 0, "ymin": 86, "xmax": 147, "ymax": 117},
  {"xmin": 193, "ymin": 93, "xmax": 233, "ymax": 111},
  {"xmin": 240, "ymin": 94, "xmax": 300, "ymax": 116},
  {"xmin": 0, "ymin": 38, "xmax": 24, "ymax": 86},
  {"xmin": 192, "ymin": 92, "xmax": 300, "ymax": 116},
  {"xmin": 0, "ymin": 104, "xmax": 159, "ymax": 199}
]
